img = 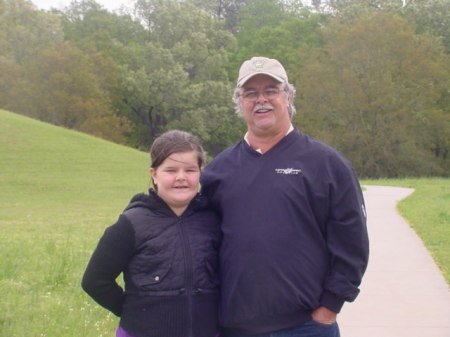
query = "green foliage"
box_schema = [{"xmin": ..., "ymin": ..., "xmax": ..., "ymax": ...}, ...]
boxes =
[
  {"xmin": 236, "ymin": 0, "xmax": 287, "ymax": 32},
  {"xmin": 0, "ymin": 0, "xmax": 63, "ymax": 61},
  {"xmin": 15, "ymin": 42, "xmax": 131, "ymax": 143},
  {"xmin": 238, "ymin": 14, "xmax": 324, "ymax": 69},
  {"xmin": 188, "ymin": 0, "xmax": 247, "ymax": 33},
  {"xmin": 166, "ymin": 80, "xmax": 247, "ymax": 156},
  {"xmin": 0, "ymin": 0, "xmax": 133, "ymax": 144},
  {"xmin": 60, "ymin": 0, "xmax": 147, "ymax": 58},
  {"xmin": 0, "ymin": 0, "xmax": 448, "ymax": 177},
  {"xmin": 118, "ymin": 42, "xmax": 190, "ymax": 145},
  {"xmin": 228, "ymin": 1, "xmax": 324, "ymax": 80},
  {"xmin": 293, "ymin": 11, "xmax": 449, "ymax": 178},
  {"xmin": 135, "ymin": 0, "xmax": 235, "ymax": 81},
  {"xmin": 117, "ymin": 0, "xmax": 238, "ymax": 149},
  {"xmin": 0, "ymin": 0, "xmax": 63, "ymax": 113},
  {"xmin": 309, "ymin": 0, "xmax": 402, "ymax": 20},
  {"xmin": 401, "ymin": 0, "xmax": 450, "ymax": 54}
]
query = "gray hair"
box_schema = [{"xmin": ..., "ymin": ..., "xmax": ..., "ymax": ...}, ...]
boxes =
[{"xmin": 232, "ymin": 82, "xmax": 297, "ymax": 119}]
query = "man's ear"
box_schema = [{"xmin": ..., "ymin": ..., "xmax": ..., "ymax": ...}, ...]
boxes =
[{"xmin": 288, "ymin": 91, "xmax": 294, "ymax": 104}]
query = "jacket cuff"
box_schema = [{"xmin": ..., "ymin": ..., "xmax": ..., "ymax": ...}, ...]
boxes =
[{"xmin": 320, "ymin": 291, "xmax": 345, "ymax": 313}]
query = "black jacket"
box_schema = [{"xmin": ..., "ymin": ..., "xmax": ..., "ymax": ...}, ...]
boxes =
[
  {"xmin": 82, "ymin": 190, "xmax": 221, "ymax": 337},
  {"xmin": 201, "ymin": 130, "xmax": 369, "ymax": 334}
]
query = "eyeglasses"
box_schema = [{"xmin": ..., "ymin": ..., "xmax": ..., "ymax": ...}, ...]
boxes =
[{"xmin": 239, "ymin": 87, "xmax": 282, "ymax": 102}]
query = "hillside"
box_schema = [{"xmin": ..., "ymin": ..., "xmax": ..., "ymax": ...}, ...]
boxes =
[
  {"xmin": 0, "ymin": 109, "xmax": 150, "ymax": 215},
  {"xmin": 0, "ymin": 109, "xmax": 149, "ymax": 336}
]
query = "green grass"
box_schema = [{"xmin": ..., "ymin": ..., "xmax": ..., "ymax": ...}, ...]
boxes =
[
  {"xmin": 362, "ymin": 178, "xmax": 450, "ymax": 284},
  {"xmin": 1, "ymin": 109, "xmax": 448, "ymax": 336},
  {"xmin": 0, "ymin": 109, "xmax": 150, "ymax": 336}
]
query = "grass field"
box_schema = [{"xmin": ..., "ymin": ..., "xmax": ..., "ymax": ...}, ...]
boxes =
[
  {"xmin": 1, "ymin": 109, "xmax": 448, "ymax": 336},
  {"xmin": 0, "ymin": 109, "xmax": 150, "ymax": 336}
]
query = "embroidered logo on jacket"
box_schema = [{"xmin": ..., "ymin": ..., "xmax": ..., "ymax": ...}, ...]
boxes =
[{"xmin": 275, "ymin": 168, "xmax": 302, "ymax": 175}]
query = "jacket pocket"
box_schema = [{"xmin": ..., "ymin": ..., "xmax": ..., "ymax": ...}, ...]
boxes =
[
  {"xmin": 130, "ymin": 244, "xmax": 177, "ymax": 289},
  {"xmin": 192, "ymin": 255, "xmax": 219, "ymax": 291},
  {"xmin": 205, "ymin": 257, "xmax": 219, "ymax": 287}
]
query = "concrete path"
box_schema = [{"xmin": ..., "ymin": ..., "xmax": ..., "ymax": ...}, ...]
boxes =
[{"xmin": 339, "ymin": 185, "xmax": 450, "ymax": 337}]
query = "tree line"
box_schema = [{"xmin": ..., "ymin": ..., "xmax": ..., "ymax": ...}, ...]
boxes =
[{"xmin": 0, "ymin": 0, "xmax": 448, "ymax": 177}]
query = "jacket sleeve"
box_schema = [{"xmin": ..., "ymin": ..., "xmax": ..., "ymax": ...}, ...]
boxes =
[
  {"xmin": 81, "ymin": 215, "xmax": 135, "ymax": 316},
  {"xmin": 200, "ymin": 163, "xmax": 223, "ymax": 215},
  {"xmin": 320, "ymin": 162, "xmax": 369, "ymax": 313}
]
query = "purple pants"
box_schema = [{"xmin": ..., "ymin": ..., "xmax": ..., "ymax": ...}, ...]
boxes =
[{"xmin": 116, "ymin": 326, "xmax": 136, "ymax": 337}]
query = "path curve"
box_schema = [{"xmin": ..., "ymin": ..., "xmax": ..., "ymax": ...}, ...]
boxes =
[{"xmin": 339, "ymin": 185, "xmax": 450, "ymax": 337}]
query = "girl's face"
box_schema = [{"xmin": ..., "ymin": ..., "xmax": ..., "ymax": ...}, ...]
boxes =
[{"xmin": 150, "ymin": 151, "xmax": 200, "ymax": 216}]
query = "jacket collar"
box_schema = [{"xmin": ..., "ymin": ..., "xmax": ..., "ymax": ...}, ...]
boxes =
[{"xmin": 124, "ymin": 189, "xmax": 208, "ymax": 217}]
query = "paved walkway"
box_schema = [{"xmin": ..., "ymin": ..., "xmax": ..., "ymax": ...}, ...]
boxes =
[{"xmin": 339, "ymin": 185, "xmax": 450, "ymax": 337}]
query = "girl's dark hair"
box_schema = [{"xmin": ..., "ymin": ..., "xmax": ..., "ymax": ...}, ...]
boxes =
[{"xmin": 150, "ymin": 130, "xmax": 205, "ymax": 170}]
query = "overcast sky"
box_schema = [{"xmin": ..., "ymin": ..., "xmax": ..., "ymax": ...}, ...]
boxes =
[
  {"xmin": 32, "ymin": 0, "xmax": 318, "ymax": 12},
  {"xmin": 31, "ymin": 0, "xmax": 134, "ymax": 11}
]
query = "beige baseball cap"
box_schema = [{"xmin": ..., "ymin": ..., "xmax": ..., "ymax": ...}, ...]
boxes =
[{"xmin": 237, "ymin": 56, "xmax": 288, "ymax": 87}]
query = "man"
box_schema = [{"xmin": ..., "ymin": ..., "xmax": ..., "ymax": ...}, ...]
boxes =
[{"xmin": 200, "ymin": 57, "xmax": 369, "ymax": 337}]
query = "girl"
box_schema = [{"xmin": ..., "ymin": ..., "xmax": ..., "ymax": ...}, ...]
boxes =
[{"xmin": 82, "ymin": 130, "xmax": 221, "ymax": 337}]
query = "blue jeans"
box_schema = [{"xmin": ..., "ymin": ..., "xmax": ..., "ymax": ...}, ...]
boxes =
[{"xmin": 223, "ymin": 320, "xmax": 340, "ymax": 337}]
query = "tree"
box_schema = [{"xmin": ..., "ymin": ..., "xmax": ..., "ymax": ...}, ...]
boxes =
[
  {"xmin": 0, "ymin": 55, "xmax": 27, "ymax": 111},
  {"xmin": 117, "ymin": 42, "xmax": 190, "ymax": 147},
  {"xmin": 314, "ymin": 0, "xmax": 450, "ymax": 54},
  {"xmin": 229, "ymin": 10, "xmax": 324, "ymax": 75},
  {"xmin": 61, "ymin": 0, "xmax": 147, "ymax": 52},
  {"xmin": 135, "ymin": 0, "xmax": 235, "ymax": 81},
  {"xmin": 0, "ymin": 0, "xmax": 63, "ymax": 62},
  {"xmin": 20, "ymin": 42, "xmax": 132, "ymax": 143},
  {"xmin": 0, "ymin": 0, "xmax": 64, "ymax": 108},
  {"xmin": 293, "ymin": 12, "xmax": 449, "ymax": 177},
  {"xmin": 313, "ymin": 0, "xmax": 403, "ymax": 15},
  {"xmin": 60, "ymin": 0, "xmax": 149, "ymax": 135},
  {"xmin": 188, "ymin": 0, "xmax": 247, "ymax": 33},
  {"xmin": 401, "ymin": 0, "xmax": 450, "ymax": 54},
  {"xmin": 225, "ymin": 0, "xmax": 327, "ymax": 79},
  {"xmin": 166, "ymin": 80, "xmax": 246, "ymax": 156},
  {"xmin": 115, "ymin": 0, "xmax": 238, "ymax": 150}
]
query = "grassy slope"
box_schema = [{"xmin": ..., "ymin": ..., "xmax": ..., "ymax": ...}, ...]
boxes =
[
  {"xmin": 362, "ymin": 178, "xmax": 450, "ymax": 284},
  {"xmin": 0, "ymin": 109, "xmax": 149, "ymax": 336}
]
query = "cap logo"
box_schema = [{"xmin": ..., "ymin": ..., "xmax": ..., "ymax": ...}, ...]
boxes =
[{"xmin": 252, "ymin": 59, "xmax": 266, "ymax": 69}]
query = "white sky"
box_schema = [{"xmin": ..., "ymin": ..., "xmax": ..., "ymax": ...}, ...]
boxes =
[
  {"xmin": 32, "ymin": 0, "xmax": 318, "ymax": 12},
  {"xmin": 31, "ymin": 0, "xmax": 134, "ymax": 12}
]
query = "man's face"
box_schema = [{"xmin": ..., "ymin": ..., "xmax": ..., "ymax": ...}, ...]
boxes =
[{"xmin": 239, "ymin": 74, "xmax": 291, "ymax": 135}]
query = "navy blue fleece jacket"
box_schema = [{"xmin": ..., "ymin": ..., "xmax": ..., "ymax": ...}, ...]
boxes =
[{"xmin": 200, "ymin": 129, "xmax": 369, "ymax": 334}]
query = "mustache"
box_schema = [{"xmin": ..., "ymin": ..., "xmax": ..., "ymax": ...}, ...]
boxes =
[{"xmin": 252, "ymin": 104, "xmax": 274, "ymax": 113}]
